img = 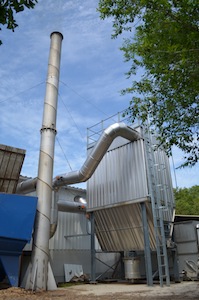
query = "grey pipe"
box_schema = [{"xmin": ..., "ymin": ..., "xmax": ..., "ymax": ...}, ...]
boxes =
[
  {"xmin": 58, "ymin": 195, "xmax": 87, "ymax": 213},
  {"xmin": 50, "ymin": 195, "xmax": 86, "ymax": 237},
  {"xmin": 49, "ymin": 190, "xmax": 59, "ymax": 238},
  {"xmin": 57, "ymin": 200, "xmax": 87, "ymax": 213},
  {"xmin": 16, "ymin": 177, "xmax": 37, "ymax": 194},
  {"xmin": 17, "ymin": 122, "xmax": 141, "ymax": 194},
  {"xmin": 53, "ymin": 122, "xmax": 141, "ymax": 187}
]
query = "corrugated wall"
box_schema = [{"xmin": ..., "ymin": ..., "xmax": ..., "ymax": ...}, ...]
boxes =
[
  {"xmin": 24, "ymin": 187, "xmax": 98, "ymax": 251},
  {"xmin": 0, "ymin": 145, "xmax": 25, "ymax": 193},
  {"xmin": 94, "ymin": 201, "xmax": 156, "ymax": 251},
  {"xmin": 49, "ymin": 187, "xmax": 92, "ymax": 250},
  {"xmin": 153, "ymin": 148, "xmax": 175, "ymax": 222},
  {"xmin": 87, "ymin": 138, "xmax": 148, "ymax": 211},
  {"xmin": 49, "ymin": 211, "xmax": 92, "ymax": 250}
]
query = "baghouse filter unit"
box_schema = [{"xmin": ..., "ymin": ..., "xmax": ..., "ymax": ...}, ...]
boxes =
[
  {"xmin": 86, "ymin": 116, "xmax": 175, "ymax": 286},
  {"xmin": 87, "ymin": 126, "xmax": 174, "ymax": 247}
]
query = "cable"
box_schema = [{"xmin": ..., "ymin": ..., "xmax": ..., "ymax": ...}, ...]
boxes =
[
  {"xmin": 0, "ymin": 81, "xmax": 45, "ymax": 104},
  {"xmin": 56, "ymin": 136, "xmax": 73, "ymax": 171},
  {"xmin": 59, "ymin": 80, "xmax": 117, "ymax": 122},
  {"xmin": 58, "ymin": 92, "xmax": 85, "ymax": 140}
]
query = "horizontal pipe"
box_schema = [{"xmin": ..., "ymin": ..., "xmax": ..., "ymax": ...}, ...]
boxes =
[
  {"xmin": 53, "ymin": 122, "xmax": 141, "ymax": 187},
  {"xmin": 57, "ymin": 200, "xmax": 87, "ymax": 213},
  {"xmin": 16, "ymin": 178, "xmax": 37, "ymax": 194}
]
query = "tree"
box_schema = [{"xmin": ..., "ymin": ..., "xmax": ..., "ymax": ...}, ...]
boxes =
[
  {"xmin": 174, "ymin": 185, "xmax": 199, "ymax": 215},
  {"xmin": 98, "ymin": 0, "xmax": 199, "ymax": 167},
  {"xmin": 0, "ymin": 0, "xmax": 38, "ymax": 45}
]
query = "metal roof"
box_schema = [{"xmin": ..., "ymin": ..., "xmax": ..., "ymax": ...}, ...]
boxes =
[
  {"xmin": 0, "ymin": 144, "xmax": 26, "ymax": 194},
  {"xmin": 174, "ymin": 215, "xmax": 199, "ymax": 223}
]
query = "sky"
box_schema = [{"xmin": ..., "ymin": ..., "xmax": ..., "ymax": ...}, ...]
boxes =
[{"xmin": 0, "ymin": 0, "xmax": 198, "ymax": 189}]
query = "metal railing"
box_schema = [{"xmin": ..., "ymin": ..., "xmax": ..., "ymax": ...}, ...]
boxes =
[{"xmin": 87, "ymin": 110, "xmax": 139, "ymax": 146}]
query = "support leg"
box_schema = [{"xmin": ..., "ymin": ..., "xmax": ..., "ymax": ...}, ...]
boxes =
[
  {"xmin": 90, "ymin": 212, "xmax": 96, "ymax": 283},
  {"xmin": 141, "ymin": 202, "xmax": 153, "ymax": 286}
]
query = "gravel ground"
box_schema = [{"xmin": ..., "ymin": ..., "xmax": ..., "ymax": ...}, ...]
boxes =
[{"xmin": 0, "ymin": 281, "xmax": 198, "ymax": 300}]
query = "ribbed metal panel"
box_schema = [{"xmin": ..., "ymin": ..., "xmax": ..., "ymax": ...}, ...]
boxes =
[
  {"xmin": 49, "ymin": 211, "xmax": 91, "ymax": 250},
  {"xmin": 87, "ymin": 122, "xmax": 175, "ymax": 253},
  {"xmin": 24, "ymin": 186, "xmax": 102, "ymax": 251},
  {"xmin": 49, "ymin": 187, "xmax": 91, "ymax": 250},
  {"xmin": 0, "ymin": 144, "xmax": 25, "ymax": 193},
  {"xmin": 153, "ymin": 148, "xmax": 175, "ymax": 222},
  {"xmin": 87, "ymin": 138, "xmax": 148, "ymax": 211},
  {"xmin": 94, "ymin": 201, "xmax": 156, "ymax": 251}
]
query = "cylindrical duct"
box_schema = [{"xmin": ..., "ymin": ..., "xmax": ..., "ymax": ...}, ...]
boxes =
[
  {"xmin": 24, "ymin": 32, "xmax": 63, "ymax": 291},
  {"xmin": 57, "ymin": 200, "xmax": 87, "ymax": 213},
  {"xmin": 16, "ymin": 177, "xmax": 37, "ymax": 194},
  {"xmin": 57, "ymin": 196, "xmax": 87, "ymax": 213},
  {"xmin": 53, "ymin": 123, "xmax": 141, "ymax": 187}
]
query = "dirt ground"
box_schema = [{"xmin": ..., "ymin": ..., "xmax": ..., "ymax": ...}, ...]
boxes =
[{"xmin": 0, "ymin": 281, "xmax": 198, "ymax": 300}]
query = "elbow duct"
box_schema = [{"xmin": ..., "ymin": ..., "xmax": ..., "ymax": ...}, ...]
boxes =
[
  {"xmin": 17, "ymin": 123, "xmax": 141, "ymax": 193},
  {"xmin": 53, "ymin": 122, "xmax": 141, "ymax": 187},
  {"xmin": 49, "ymin": 194, "xmax": 86, "ymax": 238}
]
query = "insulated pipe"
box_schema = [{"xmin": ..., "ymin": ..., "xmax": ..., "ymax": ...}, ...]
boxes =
[
  {"xmin": 17, "ymin": 123, "xmax": 141, "ymax": 194},
  {"xmin": 57, "ymin": 200, "xmax": 87, "ymax": 213},
  {"xmin": 24, "ymin": 32, "xmax": 63, "ymax": 291},
  {"xmin": 49, "ymin": 190, "xmax": 59, "ymax": 238},
  {"xmin": 58, "ymin": 195, "xmax": 87, "ymax": 213},
  {"xmin": 16, "ymin": 177, "xmax": 37, "ymax": 194},
  {"xmin": 53, "ymin": 122, "xmax": 141, "ymax": 187}
]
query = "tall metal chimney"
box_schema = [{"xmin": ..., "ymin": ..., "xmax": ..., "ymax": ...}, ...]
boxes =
[{"xmin": 24, "ymin": 32, "xmax": 63, "ymax": 291}]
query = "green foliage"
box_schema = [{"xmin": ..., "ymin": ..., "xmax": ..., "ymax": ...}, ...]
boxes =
[
  {"xmin": 174, "ymin": 185, "xmax": 199, "ymax": 215},
  {"xmin": 98, "ymin": 0, "xmax": 199, "ymax": 167},
  {"xmin": 0, "ymin": 0, "xmax": 38, "ymax": 45}
]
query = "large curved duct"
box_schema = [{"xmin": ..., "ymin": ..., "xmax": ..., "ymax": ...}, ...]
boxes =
[
  {"xmin": 17, "ymin": 122, "xmax": 141, "ymax": 194},
  {"xmin": 53, "ymin": 122, "xmax": 141, "ymax": 188}
]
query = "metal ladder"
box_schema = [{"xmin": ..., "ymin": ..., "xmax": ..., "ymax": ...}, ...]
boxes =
[{"xmin": 143, "ymin": 127, "xmax": 170, "ymax": 286}]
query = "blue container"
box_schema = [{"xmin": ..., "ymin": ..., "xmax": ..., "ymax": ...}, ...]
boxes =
[{"xmin": 0, "ymin": 193, "xmax": 37, "ymax": 286}]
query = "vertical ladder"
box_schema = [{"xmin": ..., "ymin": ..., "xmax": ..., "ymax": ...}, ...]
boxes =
[{"xmin": 143, "ymin": 127, "xmax": 170, "ymax": 287}]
